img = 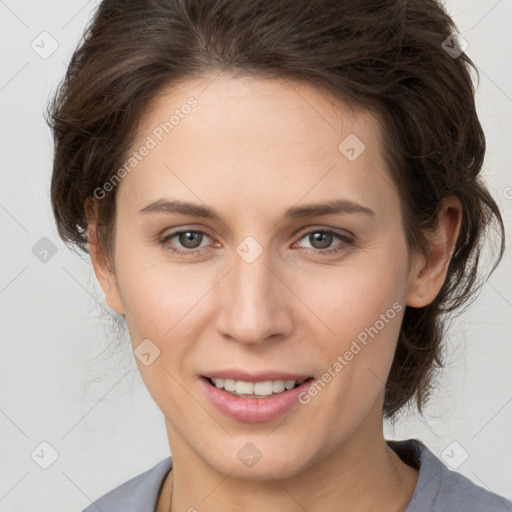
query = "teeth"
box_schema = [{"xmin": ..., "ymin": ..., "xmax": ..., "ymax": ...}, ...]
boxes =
[
  {"xmin": 284, "ymin": 380, "xmax": 296, "ymax": 390},
  {"xmin": 213, "ymin": 378, "xmax": 225, "ymax": 388},
  {"xmin": 235, "ymin": 381, "xmax": 254, "ymax": 395},
  {"xmin": 210, "ymin": 378, "xmax": 299, "ymax": 397},
  {"xmin": 273, "ymin": 380, "xmax": 285, "ymax": 393},
  {"xmin": 223, "ymin": 378, "xmax": 236, "ymax": 392},
  {"xmin": 254, "ymin": 381, "xmax": 274, "ymax": 395}
]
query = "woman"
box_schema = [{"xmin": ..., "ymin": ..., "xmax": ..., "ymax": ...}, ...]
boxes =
[{"xmin": 47, "ymin": 0, "xmax": 509, "ymax": 510}]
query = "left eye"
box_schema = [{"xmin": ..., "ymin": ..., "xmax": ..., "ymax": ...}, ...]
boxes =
[
  {"xmin": 159, "ymin": 229, "xmax": 352, "ymax": 256},
  {"xmin": 294, "ymin": 230, "xmax": 352, "ymax": 253}
]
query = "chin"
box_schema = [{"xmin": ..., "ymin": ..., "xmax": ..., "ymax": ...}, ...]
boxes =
[{"xmin": 194, "ymin": 434, "xmax": 318, "ymax": 482}]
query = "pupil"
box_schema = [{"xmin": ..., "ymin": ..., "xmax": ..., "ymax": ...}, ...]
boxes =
[
  {"xmin": 311, "ymin": 232, "xmax": 332, "ymax": 249},
  {"xmin": 179, "ymin": 231, "xmax": 202, "ymax": 249}
]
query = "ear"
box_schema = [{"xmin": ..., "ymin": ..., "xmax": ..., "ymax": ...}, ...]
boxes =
[
  {"xmin": 85, "ymin": 199, "xmax": 125, "ymax": 315},
  {"xmin": 406, "ymin": 195, "xmax": 462, "ymax": 308}
]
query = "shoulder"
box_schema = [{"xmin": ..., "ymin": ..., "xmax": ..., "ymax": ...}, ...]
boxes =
[
  {"xmin": 82, "ymin": 456, "xmax": 173, "ymax": 512},
  {"xmin": 388, "ymin": 438, "xmax": 512, "ymax": 512}
]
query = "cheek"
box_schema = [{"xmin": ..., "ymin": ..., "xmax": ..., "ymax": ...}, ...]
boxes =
[
  {"xmin": 116, "ymin": 227, "xmax": 409, "ymax": 351},
  {"xmin": 297, "ymin": 253, "xmax": 407, "ymax": 345},
  {"xmin": 115, "ymin": 255, "xmax": 208, "ymax": 417},
  {"xmin": 115, "ymin": 244, "xmax": 211, "ymax": 341},
  {"xmin": 293, "ymin": 243, "xmax": 408, "ymax": 396}
]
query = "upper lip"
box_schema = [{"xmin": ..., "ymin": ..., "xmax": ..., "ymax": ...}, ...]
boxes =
[{"xmin": 203, "ymin": 370, "xmax": 313, "ymax": 383}]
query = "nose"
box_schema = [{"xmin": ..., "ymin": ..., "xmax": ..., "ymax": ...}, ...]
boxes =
[{"xmin": 215, "ymin": 243, "xmax": 294, "ymax": 346}]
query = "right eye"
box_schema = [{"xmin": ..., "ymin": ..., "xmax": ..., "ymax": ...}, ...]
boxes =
[{"xmin": 159, "ymin": 229, "xmax": 218, "ymax": 256}]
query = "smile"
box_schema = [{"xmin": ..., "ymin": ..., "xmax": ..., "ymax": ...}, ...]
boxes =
[
  {"xmin": 201, "ymin": 375, "xmax": 315, "ymax": 422},
  {"xmin": 207, "ymin": 377, "xmax": 303, "ymax": 398}
]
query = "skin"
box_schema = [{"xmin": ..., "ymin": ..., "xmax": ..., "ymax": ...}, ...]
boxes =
[{"xmin": 88, "ymin": 73, "xmax": 462, "ymax": 512}]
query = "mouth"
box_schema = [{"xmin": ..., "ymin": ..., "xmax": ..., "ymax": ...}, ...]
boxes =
[
  {"xmin": 199, "ymin": 369, "xmax": 316, "ymax": 422},
  {"xmin": 204, "ymin": 376, "xmax": 312, "ymax": 398},
  {"xmin": 200, "ymin": 374, "xmax": 315, "ymax": 422}
]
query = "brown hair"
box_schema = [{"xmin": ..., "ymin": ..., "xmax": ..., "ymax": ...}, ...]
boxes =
[{"xmin": 46, "ymin": 0, "xmax": 505, "ymax": 420}]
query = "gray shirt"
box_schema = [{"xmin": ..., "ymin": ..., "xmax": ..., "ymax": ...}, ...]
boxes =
[{"xmin": 83, "ymin": 438, "xmax": 511, "ymax": 511}]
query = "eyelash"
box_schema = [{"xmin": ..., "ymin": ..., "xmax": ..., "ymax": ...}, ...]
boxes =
[{"xmin": 158, "ymin": 228, "xmax": 354, "ymax": 257}]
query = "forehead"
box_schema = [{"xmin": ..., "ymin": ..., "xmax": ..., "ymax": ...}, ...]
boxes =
[
  {"xmin": 138, "ymin": 73, "xmax": 377, "ymax": 151},
  {"xmin": 118, "ymin": 73, "xmax": 397, "ymax": 220}
]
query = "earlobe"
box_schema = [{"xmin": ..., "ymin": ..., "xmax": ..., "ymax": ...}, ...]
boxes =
[
  {"xmin": 86, "ymin": 201, "xmax": 125, "ymax": 315},
  {"xmin": 406, "ymin": 196, "xmax": 462, "ymax": 308}
]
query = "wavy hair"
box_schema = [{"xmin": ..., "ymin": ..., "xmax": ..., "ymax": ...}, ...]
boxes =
[{"xmin": 46, "ymin": 0, "xmax": 505, "ymax": 419}]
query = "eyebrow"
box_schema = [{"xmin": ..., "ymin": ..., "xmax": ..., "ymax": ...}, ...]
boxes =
[{"xmin": 138, "ymin": 198, "xmax": 375, "ymax": 221}]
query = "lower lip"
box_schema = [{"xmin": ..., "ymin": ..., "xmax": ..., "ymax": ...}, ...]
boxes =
[{"xmin": 200, "ymin": 377, "xmax": 314, "ymax": 423}]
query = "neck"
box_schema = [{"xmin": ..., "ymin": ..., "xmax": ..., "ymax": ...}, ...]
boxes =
[{"xmin": 159, "ymin": 423, "xmax": 418, "ymax": 512}]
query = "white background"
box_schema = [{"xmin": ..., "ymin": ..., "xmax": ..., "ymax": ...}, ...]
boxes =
[{"xmin": 0, "ymin": 1, "xmax": 511, "ymax": 510}]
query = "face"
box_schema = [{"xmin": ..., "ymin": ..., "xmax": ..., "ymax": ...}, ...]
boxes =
[{"xmin": 93, "ymin": 74, "xmax": 428, "ymax": 480}]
